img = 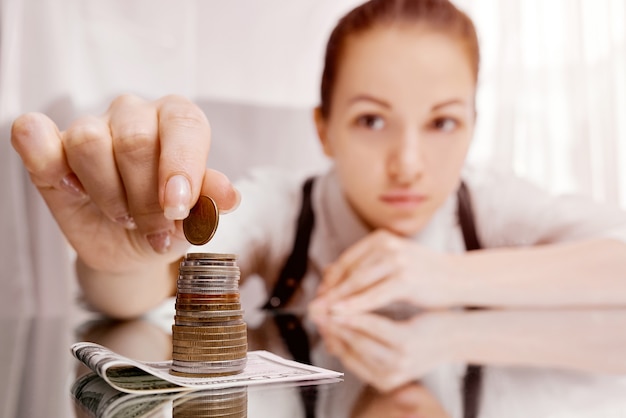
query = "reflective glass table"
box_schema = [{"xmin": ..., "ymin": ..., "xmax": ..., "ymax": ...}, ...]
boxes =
[{"xmin": 3, "ymin": 295, "xmax": 626, "ymax": 417}]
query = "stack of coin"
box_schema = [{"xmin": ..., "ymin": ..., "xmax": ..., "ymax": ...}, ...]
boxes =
[
  {"xmin": 170, "ymin": 253, "xmax": 248, "ymax": 377},
  {"xmin": 174, "ymin": 387, "xmax": 248, "ymax": 418}
]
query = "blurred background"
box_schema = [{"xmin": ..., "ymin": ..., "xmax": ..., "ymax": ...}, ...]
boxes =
[{"xmin": 0, "ymin": 0, "xmax": 625, "ymax": 317}]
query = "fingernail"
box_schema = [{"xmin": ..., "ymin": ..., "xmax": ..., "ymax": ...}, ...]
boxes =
[
  {"xmin": 146, "ymin": 231, "xmax": 171, "ymax": 254},
  {"xmin": 220, "ymin": 187, "xmax": 241, "ymax": 214},
  {"xmin": 60, "ymin": 173, "xmax": 87, "ymax": 197},
  {"xmin": 114, "ymin": 214, "xmax": 137, "ymax": 230},
  {"xmin": 164, "ymin": 175, "xmax": 191, "ymax": 220}
]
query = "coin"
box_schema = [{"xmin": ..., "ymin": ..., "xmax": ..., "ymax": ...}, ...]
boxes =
[
  {"xmin": 172, "ymin": 344, "xmax": 247, "ymax": 355},
  {"xmin": 174, "ymin": 404, "xmax": 247, "ymax": 418},
  {"xmin": 170, "ymin": 253, "xmax": 248, "ymax": 378},
  {"xmin": 176, "ymin": 308, "xmax": 243, "ymax": 316},
  {"xmin": 176, "ymin": 293, "xmax": 240, "ymax": 301},
  {"xmin": 184, "ymin": 253, "xmax": 237, "ymax": 261},
  {"xmin": 183, "ymin": 195, "xmax": 219, "ymax": 246},
  {"xmin": 173, "ymin": 322, "xmax": 245, "ymax": 331},
  {"xmin": 170, "ymin": 369, "xmax": 243, "ymax": 378},
  {"xmin": 170, "ymin": 358, "xmax": 247, "ymax": 376},
  {"xmin": 173, "ymin": 337, "xmax": 248, "ymax": 348},
  {"xmin": 173, "ymin": 351, "xmax": 246, "ymax": 361},
  {"xmin": 172, "ymin": 358, "xmax": 247, "ymax": 369},
  {"xmin": 173, "ymin": 330, "xmax": 248, "ymax": 341},
  {"xmin": 175, "ymin": 303, "xmax": 242, "ymax": 311}
]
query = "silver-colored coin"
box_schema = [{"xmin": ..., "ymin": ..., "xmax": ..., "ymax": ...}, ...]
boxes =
[
  {"xmin": 172, "ymin": 357, "xmax": 247, "ymax": 369},
  {"xmin": 179, "ymin": 266, "xmax": 241, "ymax": 274},
  {"xmin": 185, "ymin": 253, "xmax": 237, "ymax": 261}
]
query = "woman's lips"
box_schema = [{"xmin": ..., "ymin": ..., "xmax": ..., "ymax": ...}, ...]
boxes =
[{"xmin": 379, "ymin": 191, "xmax": 427, "ymax": 209}]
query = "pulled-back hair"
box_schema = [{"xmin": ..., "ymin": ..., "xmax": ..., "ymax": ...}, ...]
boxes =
[{"xmin": 319, "ymin": 0, "xmax": 479, "ymax": 118}]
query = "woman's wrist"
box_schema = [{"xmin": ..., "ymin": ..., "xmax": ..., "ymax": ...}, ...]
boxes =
[{"xmin": 76, "ymin": 257, "xmax": 177, "ymax": 319}]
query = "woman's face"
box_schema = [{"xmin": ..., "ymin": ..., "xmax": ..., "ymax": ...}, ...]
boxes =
[{"xmin": 316, "ymin": 25, "xmax": 476, "ymax": 236}]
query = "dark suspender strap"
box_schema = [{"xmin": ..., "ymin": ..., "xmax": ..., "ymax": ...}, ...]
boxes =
[
  {"xmin": 457, "ymin": 181, "xmax": 481, "ymax": 251},
  {"xmin": 265, "ymin": 178, "xmax": 482, "ymax": 418},
  {"xmin": 273, "ymin": 313, "xmax": 317, "ymax": 418},
  {"xmin": 457, "ymin": 182, "xmax": 483, "ymax": 418},
  {"xmin": 262, "ymin": 177, "xmax": 316, "ymax": 310}
]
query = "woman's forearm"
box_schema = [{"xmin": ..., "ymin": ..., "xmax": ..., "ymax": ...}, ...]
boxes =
[
  {"xmin": 76, "ymin": 257, "xmax": 177, "ymax": 319},
  {"xmin": 451, "ymin": 309, "xmax": 626, "ymax": 374},
  {"xmin": 448, "ymin": 239, "xmax": 626, "ymax": 308}
]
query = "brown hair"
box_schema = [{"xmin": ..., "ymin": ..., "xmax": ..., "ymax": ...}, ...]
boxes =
[{"xmin": 319, "ymin": 0, "xmax": 480, "ymax": 118}]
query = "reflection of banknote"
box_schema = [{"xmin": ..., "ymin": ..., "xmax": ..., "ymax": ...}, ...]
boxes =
[
  {"xmin": 72, "ymin": 373, "xmax": 172, "ymax": 417},
  {"xmin": 72, "ymin": 373, "xmax": 249, "ymax": 418},
  {"xmin": 72, "ymin": 342, "xmax": 342, "ymax": 394}
]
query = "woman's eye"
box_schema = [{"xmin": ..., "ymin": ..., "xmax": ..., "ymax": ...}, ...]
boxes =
[
  {"xmin": 356, "ymin": 114, "xmax": 385, "ymax": 130},
  {"xmin": 432, "ymin": 117, "xmax": 458, "ymax": 132}
]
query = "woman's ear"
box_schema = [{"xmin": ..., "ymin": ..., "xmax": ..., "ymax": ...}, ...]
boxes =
[{"xmin": 314, "ymin": 107, "xmax": 333, "ymax": 157}]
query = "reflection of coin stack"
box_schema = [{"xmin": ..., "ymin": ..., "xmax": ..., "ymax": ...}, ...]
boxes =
[
  {"xmin": 174, "ymin": 387, "xmax": 248, "ymax": 418},
  {"xmin": 170, "ymin": 253, "xmax": 247, "ymax": 378}
]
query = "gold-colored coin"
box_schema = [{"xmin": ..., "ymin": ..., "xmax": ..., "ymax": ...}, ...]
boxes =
[
  {"xmin": 172, "ymin": 343, "xmax": 247, "ymax": 354},
  {"xmin": 172, "ymin": 351, "xmax": 247, "ymax": 362},
  {"xmin": 172, "ymin": 323, "xmax": 245, "ymax": 333},
  {"xmin": 174, "ymin": 313, "xmax": 241, "ymax": 319},
  {"xmin": 183, "ymin": 195, "xmax": 219, "ymax": 246},
  {"xmin": 175, "ymin": 318, "xmax": 243, "ymax": 325},
  {"xmin": 172, "ymin": 330, "xmax": 248, "ymax": 341},
  {"xmin": 173, "ymin": 337, "xmax": 248, "ymax": 348},
  {"xmin": 175, "ymin": 303, "xmax": 241, "ymax": 311}
]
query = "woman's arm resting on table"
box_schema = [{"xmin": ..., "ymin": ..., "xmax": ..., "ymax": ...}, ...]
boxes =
[
  {"xmin": 452, "ymin": 308, "xmax": 626, "ymax": 374},
  {"xmin": 448, "ymin": 238, "xmax": 626, "ymax": 308},
  {"xmin": 318, "ymin": 308, "xmax": 626, "ymax": 392},
  {"xmin": 312, "ymin": 235, "xmax": 626, "ymax": 313}
]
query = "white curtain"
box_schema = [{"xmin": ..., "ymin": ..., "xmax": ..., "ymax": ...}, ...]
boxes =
[
  {"xmin": 1, "ymin": 0, "xmax": 624, "ymax": 317},
  {"xmin": 461, "ymin": 0, "xmax": 626, "ymax": 205}
]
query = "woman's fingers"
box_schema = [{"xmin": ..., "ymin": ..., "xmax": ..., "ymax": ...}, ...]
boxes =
[
  {"xmin": 12, "ymin": 95, "xmax": 237, "ymax": 263},
  {"xmin": 321, "ymin": 318, "xmax": 406, "ymax": 391},
  {"xmin": 64, "ymin": 115, "xmax": 136, "ymax": 229},
  {"xmin": 109, "ymin": 95, "xmax": 174, "ymax": 253},
  {"xmin": 200, "ymin": 168, "xmax": 241, "ymax": 214},
  {"xmin": 155, "ymin": 95, "xmax": 213, "ymax": 219},
  {"xmin": 319, "ymin": 230, "xmax": 402, "ymax": 296},
  {"xmin": 324, "ymin": 255, "xmax": 395, "ymax": 305},
  {"xmin": 12, "ymin": 113, "xmax": 74, "ymax": 190},
  {"xmin": 318, "ymin": 231, "xmax": 382, "ymax": 295},
  {"xmin": 11, "ymin": 112, "xmax": 90, "ymax": 213},
  {"xmin": 330, "ymin": 313, "xmax": 397, "ymax": 343},
  {"xmin": 331, "ymin": 279, "xmax": 404, "ymax": 314}
]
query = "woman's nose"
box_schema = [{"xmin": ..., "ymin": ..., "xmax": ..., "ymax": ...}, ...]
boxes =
[{"xmin": 387, "ymin": 131, "xmax": 424, "ymax": 185}]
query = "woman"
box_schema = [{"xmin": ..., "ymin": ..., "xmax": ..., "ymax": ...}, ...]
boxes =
[{"xmin": 11, "ymin": 1, "xmax": 626, "ymax": 324}]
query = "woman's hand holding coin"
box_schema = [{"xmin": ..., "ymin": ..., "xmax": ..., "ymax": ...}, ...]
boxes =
[
  {"xmin": 11, "ymin": 95, "xmax": 239, "ymax": 274},
  {"xmin": 11, "ymin": 95, "xmax": 239, "ymax": 318}
]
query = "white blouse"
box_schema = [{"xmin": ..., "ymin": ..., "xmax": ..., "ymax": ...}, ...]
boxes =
[
  {"xmin": 200, "ymin": 165, "xmax": 626, "ymax": 418},
  {"xmin": 202, "ymin": 164, "xmax": 626, "ymax": 305}
]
